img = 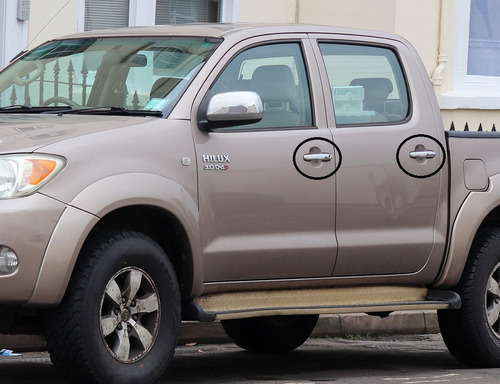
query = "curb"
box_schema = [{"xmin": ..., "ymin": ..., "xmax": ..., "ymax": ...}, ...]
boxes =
[
  {"xmin": 178, "ymin": 310, "xmax": 439, "ymax": 344},
  {"xmin": 0, "ymin": 310, "xmax": 439, "ymax": 352}
]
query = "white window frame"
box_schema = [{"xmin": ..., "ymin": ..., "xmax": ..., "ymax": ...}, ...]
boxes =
[
  {"xmin": 76, "ymin": 0, "xmax": 238, "ymax": 32},
  {"xmin": 441, "ymin": 0, "xmax": 500, "ymax": 109},
  {"xmin": 221, "ymin": 0, "xmax": 239, "ymax": 22},
  {"xmin": 0, "ymin": 2, "xmax": 29, "ymax": 68}
]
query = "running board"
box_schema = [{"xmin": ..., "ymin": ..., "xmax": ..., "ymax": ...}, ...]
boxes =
[{"xmin": 187, "ymin": 286, "xmax": 461, "ymax": 321}]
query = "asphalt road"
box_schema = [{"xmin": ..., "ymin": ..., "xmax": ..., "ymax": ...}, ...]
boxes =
[{"xmin": 1, "ymin": 335, "xmax": 499, "ymax": 384}]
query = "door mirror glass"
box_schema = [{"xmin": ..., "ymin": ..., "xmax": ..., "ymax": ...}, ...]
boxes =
[{"xmin": 207, "ymin": 91, "xmax": 263, "ymax": 123}]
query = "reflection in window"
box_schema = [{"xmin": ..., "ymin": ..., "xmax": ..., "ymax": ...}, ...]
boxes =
[{"xmin": 0, "ymin": 37, "xmax": 219, "ymax": 114}]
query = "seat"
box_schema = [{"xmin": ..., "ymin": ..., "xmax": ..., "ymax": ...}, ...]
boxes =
[
  {"xmin": 250, "ymin": 65, "xmax": 300, "ymax": 127},
  {"xmin": 349, "ymin": 78, "xmax": 393, "ymax": 114}
]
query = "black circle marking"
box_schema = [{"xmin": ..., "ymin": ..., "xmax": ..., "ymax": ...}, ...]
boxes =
[
  {"xmin": 396, "ymin": 134, "xmax": 446, "ymax": 179},
  {"xmin": 293, "ymin": 137, "xmax": 342, "ymax": 180}
]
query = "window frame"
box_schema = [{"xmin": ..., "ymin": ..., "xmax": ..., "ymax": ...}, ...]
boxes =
[
  {"xmin": 77, "ymin": 0, "xmax": 239, "ymax": 32},
  {"xmin": 317, "ymin": 40, "xmax": 412, "ymax": 128},
  {"xmin": 0, "ymin": 2, "xmax": 29, "ymax": 69}
]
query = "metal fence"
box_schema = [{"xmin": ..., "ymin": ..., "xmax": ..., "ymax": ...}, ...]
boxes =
[{"xmin": 449, "ymin": 122, "xmax": 497, "ymax": 132}]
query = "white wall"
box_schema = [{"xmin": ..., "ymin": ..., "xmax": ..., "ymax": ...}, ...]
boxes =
[
  {"xmin": 28, "ymin": 0, "xmax": 79, "ymax": 49},
  {"xmin": 239, "ymin": 0, "xmax": 439, "ymax": 76}
]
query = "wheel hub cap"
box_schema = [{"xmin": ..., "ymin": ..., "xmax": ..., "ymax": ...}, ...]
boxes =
[
  {"xmin": 99, "ymin": 267, "xmax": 160, "ymax": 363},
  {"xmin": 486, "ymin": 262, "xmax": 500, "ymax": 339},
  {"xmin": 121, "ymin": 308, "xmax": 131, "ymax": 322}
]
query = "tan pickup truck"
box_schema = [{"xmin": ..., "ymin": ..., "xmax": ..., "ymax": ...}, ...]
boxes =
[{"xmin": 0, "ymin": 23, "xmax": 499, "ymax": 383}]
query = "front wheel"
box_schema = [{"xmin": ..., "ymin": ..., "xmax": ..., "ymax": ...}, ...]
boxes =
[
  {"xmin": 438, "ymin": 227, "xmax": 500, "ymax": 367},
  {"xmin": 45, "ymin": 230, "xmax": 181, "ymax": 384},
  {"xmin": 221, "ymin": 314, "xmax": 318, "ymax": 353}
]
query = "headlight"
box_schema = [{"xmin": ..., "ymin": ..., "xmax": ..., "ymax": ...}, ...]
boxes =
[{"xmin": 0, "ymin": 154, "xmax": 66, "ymax": 199}]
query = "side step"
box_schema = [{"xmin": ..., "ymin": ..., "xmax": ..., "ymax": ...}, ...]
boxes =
[{"xmin": 186, "ymin": 286, "xmax": 461, "ymax": 322}]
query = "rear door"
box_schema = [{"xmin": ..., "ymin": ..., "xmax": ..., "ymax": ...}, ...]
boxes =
[
  {"xmin": 193, "ymin": 36, "xmax": 339, "ymax": 282},
  {"xmin": 312, "ymin": 36, "xmax": 447, "ymax": 277}
]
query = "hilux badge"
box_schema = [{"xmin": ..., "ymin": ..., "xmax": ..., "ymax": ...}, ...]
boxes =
[{"xmin": 202, "ymin": 154, "xmax": 230, "ymax": 170}]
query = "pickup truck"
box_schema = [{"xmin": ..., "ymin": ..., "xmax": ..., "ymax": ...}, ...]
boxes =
[{"xmin": 0, "ymin": 23, "xmax": 498, "ymax": 383}]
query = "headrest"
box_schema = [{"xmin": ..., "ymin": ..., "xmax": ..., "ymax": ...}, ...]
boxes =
[
  {"xmin": 349, "ymin": 78, "xmax": 393, "ymax": 98},
  {"xmin": 251, "ymin": 65, "xmax": 297, "ymax": 103}
]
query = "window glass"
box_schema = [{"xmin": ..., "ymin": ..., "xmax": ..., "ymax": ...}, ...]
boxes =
[
  {"xmin": 155, "ymin": 0, "xmax": 220, "ymax": 24},
  {"xmin": 209, "ymin": 43, "xmax": 312, "ymax": 129},
  {"xmin": 85, "ymin": 0, "xmax": 130, "ymax": 31},
  {"xmin": 319, "ymin": 43, "xmax": 409, "ymax": 126},
  {"xmin": 0, "ymin": 37, "xmax": 219, "ymax": 115},
  {"xmin": 468, "ymin": 0, "xmax": 500, "ymax": 76}
]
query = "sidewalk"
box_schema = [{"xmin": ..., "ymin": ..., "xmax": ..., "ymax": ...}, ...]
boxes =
[{"xmin": 0, "ymin": 310, "xmax": 439, "ymax": 352}]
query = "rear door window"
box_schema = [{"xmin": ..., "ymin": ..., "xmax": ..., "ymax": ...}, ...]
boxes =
[{"xmin": 318, "ymin": 43, "xmax": 409, "ymax": 126}]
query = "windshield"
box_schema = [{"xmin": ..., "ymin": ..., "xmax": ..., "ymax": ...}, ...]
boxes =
[{"xmin": 0, "ymin": 37, "xmax": 220, "ymax": 115}]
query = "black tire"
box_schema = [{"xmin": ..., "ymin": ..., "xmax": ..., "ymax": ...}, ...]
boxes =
[
  {"xmin": 44, "ymin": 230, "xmax": 181, "ymax": 384},
  {"xmin": 438, "ymin": 227, "xmax": 500, "ymax": 367},
  {"xmin": 221, "ymin": 314, "xmax": 318, "ymax": 353}
]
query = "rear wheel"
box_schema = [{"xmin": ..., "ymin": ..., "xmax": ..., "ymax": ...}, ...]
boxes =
[
  {"xmin": 45, "ymin": 230, "xmax": 181, "ymax": 384},
  {"xmin": 438, "ymin": 227, "xmax": 500, "ymax": 367},
  {"xmin": 221, "ymin": 314, "xmax": 318, "ymax": 353}
]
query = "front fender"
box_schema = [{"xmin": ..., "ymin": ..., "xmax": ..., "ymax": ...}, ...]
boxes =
[
  {"xmin": 434, "ymin": 173, "xmax": 500, "ymax": 288},
  {"xmin": 28, "ymin": 173, "xmax": 202, "ymax": 306}
]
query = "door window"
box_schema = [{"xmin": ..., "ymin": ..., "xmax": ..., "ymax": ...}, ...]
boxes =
[
  {"xmin": 209, "ymin": 43, "xmax": 313, "ymax": 129},
  {"xmin": 319, "ymin": 43, "xmax": 409, "ymax": 126}
]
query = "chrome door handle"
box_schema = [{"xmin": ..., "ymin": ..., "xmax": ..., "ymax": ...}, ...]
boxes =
[
  {"xmin": 303, "ymin": 153, "xmax": 333, "ymax": 162},
  {"xmin": 409, "ymin": 150, "xmax": 436, "ymax": 160}
]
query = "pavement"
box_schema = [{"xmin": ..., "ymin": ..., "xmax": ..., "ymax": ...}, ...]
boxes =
[{"xmin": 0, "ymin": 310, "xmax": 439, "ymax": 352}]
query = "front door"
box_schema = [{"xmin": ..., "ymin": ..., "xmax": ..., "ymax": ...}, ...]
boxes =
[{"xmin": 194, "ymin": 40, "xmax": 338, "ymax": 282}]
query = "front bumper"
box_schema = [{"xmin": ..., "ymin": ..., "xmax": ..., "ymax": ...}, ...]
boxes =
[{"xmin": 0, "ymin": 193, "xmax": 66, "ymax": 304}]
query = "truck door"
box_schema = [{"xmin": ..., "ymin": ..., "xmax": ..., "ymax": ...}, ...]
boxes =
[
  {"xmin": 314, "ymin": 39, "xmax": 447, "ymax": 276},
  {"xmin": 193, "ymin": 39, "xmax": 338, "ymax": 282}
]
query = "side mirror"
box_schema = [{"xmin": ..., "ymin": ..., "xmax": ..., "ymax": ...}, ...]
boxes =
[{"xmin": 199, "ymin": 91, "xmax": 263, "ymax": 131}]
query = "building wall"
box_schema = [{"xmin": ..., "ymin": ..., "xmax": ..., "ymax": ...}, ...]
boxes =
[
  {"xmin": 2, "ymin": 0, "xmax": 497, "ymax": 130},
  {"xmin": 238, "ymin": 0, "xmax": 489, "ymax": 130},
  {"xmin": 28, "ymin": 0, "xmax": 79, "ymax": 49},
  {"xmin": 239, "ymin": 0, "xmax": 439, "ymax": 77}
]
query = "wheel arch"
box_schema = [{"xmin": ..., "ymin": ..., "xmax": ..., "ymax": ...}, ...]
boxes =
[
  {"xmin": 434, "ymin": 173, "xmax": 500, "ymax": 288},
  {"xmin": 92, "ymin": 205, "xmax": 195, "ymax": 301},
  {"xmin": 29, "ymin": 173, "xmax": 203, "ymax": 306}
]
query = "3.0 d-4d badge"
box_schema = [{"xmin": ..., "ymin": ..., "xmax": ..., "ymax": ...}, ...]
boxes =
[{"xmin": 202, "ymin": 154, "xmax": 230, "ymax": 170}]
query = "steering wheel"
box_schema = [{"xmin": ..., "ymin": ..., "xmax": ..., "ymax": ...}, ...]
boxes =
[
  {"xmin": 13, "ymin": 62, "xmax": 45, "ymax": 86},
  {"xmin": 42, "ymin": 97, "xmax": 80, "ymax": 108}
]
